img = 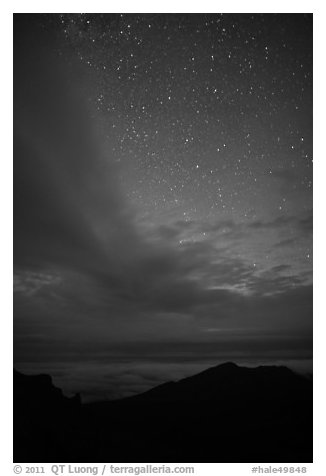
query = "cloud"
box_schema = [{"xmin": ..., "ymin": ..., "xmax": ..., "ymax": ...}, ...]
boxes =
[
  {"xmin": 298, "ymin": 214, "xmax": 313, "ymax": 233},
  {"xmin": 14, "ymin": 17, "xmax": 145, "ymax": 279}
]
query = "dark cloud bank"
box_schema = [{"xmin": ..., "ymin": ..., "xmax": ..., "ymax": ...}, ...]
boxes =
[{"xmin": 14, "ymin": 15, "xmax": 312, "ymax": 401}]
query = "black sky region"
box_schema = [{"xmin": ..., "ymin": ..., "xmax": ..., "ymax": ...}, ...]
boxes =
[{"xmin": 14, "ymin": 13, "xmax": 312, "ymax": 401}]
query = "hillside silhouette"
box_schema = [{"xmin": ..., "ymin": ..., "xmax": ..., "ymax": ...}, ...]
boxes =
[{"xmin": 14, "ymin": 362, "xmax": 312, "ymax": 462}]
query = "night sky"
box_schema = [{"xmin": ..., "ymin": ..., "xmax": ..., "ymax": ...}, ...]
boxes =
[{"xmin": 14, "ymin": 13, "xmax": 312, "ymax": 401}]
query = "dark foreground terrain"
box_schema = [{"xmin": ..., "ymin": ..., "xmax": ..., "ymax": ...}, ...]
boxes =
[{"xmin": 14, "ymin": 362, "xmax": 312, "ymax": 462}]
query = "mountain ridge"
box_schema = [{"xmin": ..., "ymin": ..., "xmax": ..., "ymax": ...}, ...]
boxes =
[
  {"xmin": 114, "ymin": 361, "xmax": 310, "ymax": 404},
  {"xmin": 13, "ymin": 362, "xmax": 313, "ymax": 463}
]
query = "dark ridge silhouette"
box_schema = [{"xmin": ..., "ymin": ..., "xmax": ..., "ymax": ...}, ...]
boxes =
[
  {"xmin": 13, "ymin": 363, "xmax": 312, "ymax": 463},
  {"xmin": 120, "ymin": 361, "xmax": 303, "ymax": 403},
  {"xmin": 14, "ymin": 369, "xmax": 81, "ymax": 462}
]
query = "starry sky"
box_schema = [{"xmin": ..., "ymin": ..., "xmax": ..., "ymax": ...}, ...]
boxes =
[{"xmin": 14, "ymin": 13, "xmax": 312, "ymax": 401}]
